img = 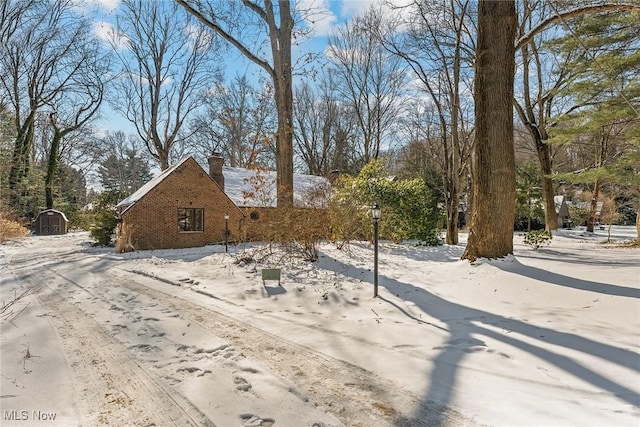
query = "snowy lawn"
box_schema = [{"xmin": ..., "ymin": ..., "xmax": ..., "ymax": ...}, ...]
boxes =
[{"xmin": 1, "ymin": 226, "xmax": 638, "ymax": 426}]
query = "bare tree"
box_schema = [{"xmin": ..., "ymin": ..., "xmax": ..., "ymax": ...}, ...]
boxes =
[
  {"xmin": 110, "ymin": 0, "xmax": 221, "ymax": 170},
  {"xmin": 190, "ymin": 74, "xmax": 276, "ymax": 168},
  {"xmin": 293, "ymin": 72, "xmax": 344, "ymax": 176},
  {"xmin": 383, "ymin": 0, "xmax": 476, "ymax": 244},
  {"xmin": 44, "ymin": 61, "xmax": 105, "ymax": 209},
  {"xmin": 327, "ymin": 6, "xmax": 406, "ymax": 170},
  {"xmin": 0, "ymin": 0, "xmax": 105, "ymax": 212},
  {"xmin": 176, "ymin": 0, "xmax": 307, "ymax": 207},
  {"xmin": 0, "ymin": 0, "xmax": 34, "ymax": 46}
]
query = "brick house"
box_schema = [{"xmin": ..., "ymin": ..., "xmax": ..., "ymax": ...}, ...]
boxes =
[
  {"xmin": 116, "ymin": 156, "xmax": 243, "ymax": 251},
  {"xmin": 116, "ymin": 154, "xmax": 333, "ymax": 251},
  {"xmin": 219, "ymin": 161, "xmax": 333, "ymax": 241}
]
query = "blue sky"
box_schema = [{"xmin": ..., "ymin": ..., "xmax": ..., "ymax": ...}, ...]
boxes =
[{"xmin": 85, "ymin": 0, "xmax": 396, "ymax": 136}]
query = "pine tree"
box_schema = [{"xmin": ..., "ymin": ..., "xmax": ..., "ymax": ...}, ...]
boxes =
[
  {"xmin": 98, "ymin": 150, "xmax": 153, "ymax": 199},
  {"xmin": 548, "ymin": 10, "xmax": 640, "ymax": 235}
]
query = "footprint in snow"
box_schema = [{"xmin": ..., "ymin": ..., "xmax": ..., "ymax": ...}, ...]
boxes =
[
  {"xmin": 239, "ymin": 414, "xmax": 274, "ymax": 427},
  {"xmin": 234, "ymin": 375, "xmax": 252, "ymax": 392}
]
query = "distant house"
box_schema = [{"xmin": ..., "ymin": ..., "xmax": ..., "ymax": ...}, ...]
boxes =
[
  {"xmin": 571, "ymin": 200, "xmax": 604, "ymax": 225},
  {"xmin": 33, "ymin": 209, "xmax": 68, "ymax": 235},
  {"xmin": 554, "ymin": 195, "xmax": 570, "ymax": 228},
  {"xmin": 116, "ymin": 155, "xmax": 332, "ymax": 251}
]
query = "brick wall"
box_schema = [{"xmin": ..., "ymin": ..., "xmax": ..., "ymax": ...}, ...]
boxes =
[{"xmin": 118, "ymin": 157, "xmax": 243, "ymax": 251}]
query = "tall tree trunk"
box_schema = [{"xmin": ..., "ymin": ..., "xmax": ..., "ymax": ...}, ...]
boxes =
[
  {"xmin": 636, "ymin": 203, "xmax": 640, "ymax": 245},
  {"xmin": 462, "ymin": 0, "xmax": 517, "ymax": 262},
  {"xmin": 271, "ymin": 0, "xmax": 294, "ymax": 208},
  {"xmin": 586, "ymin": 178, "xmax": 600, "ymax": 233},
  {"xmin": 536, "ymin": 140, "xmax": 558, "ymax": 231},
  {"xmin": 44, "ymin": 130, "xmax": 64, "ymax": 210},
  {"xmin": 445, "ymin": 179, "xmax": 459, "ymax": 245},
  {"xmin": 446, "ymin": 6, "xmax": 464, "ymax": 246}
]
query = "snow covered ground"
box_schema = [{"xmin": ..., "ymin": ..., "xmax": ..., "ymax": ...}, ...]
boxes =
[{"xmin": 1, "ymin": 226, "xmax": 638, "ymax": 426}]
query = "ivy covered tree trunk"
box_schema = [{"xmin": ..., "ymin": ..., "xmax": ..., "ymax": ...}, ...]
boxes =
[
  {"xmin": 8, "ymin": 112, "xmax": 35, "ymax": 209},
  {"xmin": 538, "ymin": 143, "xmax": 558, "ymax": 231},
  {"xmin": 44, "ymin": 131, "xmax": 62, "ymax": 210},
  {"xmin": 461, "ymin": 0, "xmax": 517, "ymax": 262}
]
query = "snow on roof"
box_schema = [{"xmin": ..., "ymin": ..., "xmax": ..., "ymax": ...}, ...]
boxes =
[
  {"xmin": 222, "ymin": 166, "xmax": 331, "ymax": 208},
  {"xmin": 554, "ymin": 195, "xmax": 566, "ymax": 210},
  {"xmin": 36, "ymin": 209, "xmax": 69, "ymax": 222},
  {"xmin": 116, "ymin": 156, "xmax": 331, "ymax": 211}
]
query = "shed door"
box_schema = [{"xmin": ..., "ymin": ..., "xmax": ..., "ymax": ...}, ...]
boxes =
[{"xmin": 40, "ymin": 213, "xmax": 60, "ymax": 234}]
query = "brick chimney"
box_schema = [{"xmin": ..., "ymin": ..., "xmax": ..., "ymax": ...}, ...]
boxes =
[{"xmin": 208, "ymin": 153, "xmax": 224, "ymax": 192}]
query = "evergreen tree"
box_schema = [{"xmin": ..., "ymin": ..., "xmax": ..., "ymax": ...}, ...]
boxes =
[
  {"xmin": 330, "ymin": 158, "xmax": 443, "ymax": 245},
  {"xmin": 98, "ymin": 149, "xmax": 153, "ymax": 199},
  {"xmin": 548, "ymin": 10, "xmax": 640, "ymax": 234},
  {"xmin": 515, "ymin": 160, "xmax": 545, "ymax": 231}
]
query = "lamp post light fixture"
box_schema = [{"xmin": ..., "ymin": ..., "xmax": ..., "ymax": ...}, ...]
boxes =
[
  {"xmin": 371, "ymin": 203, "xmax": 381, "ymax": 298},
  {"xmin": 224, "ymin": 213, "xmax": 229, "ymax": 253}
]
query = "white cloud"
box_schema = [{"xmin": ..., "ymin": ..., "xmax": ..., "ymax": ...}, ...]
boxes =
[
  {"xmin": 93, "ymin": 21, "xmax": 128, "ymax": 50},
  {"xmin": 85, "ymin": 0, "xmax": 120, "ymax": 13},
  {"xmin": 297, "ymin": 0, "xmax": 338, "ymax": 37},
  {"xmin": 340, "ymin": 0, "xmax": 372, "ymax": 18},
  {"xmin": 71, "ymin": 0, "xmax": 120, "ymax": 15},
  {"xmin": 340, "ymin": 0, "xmax": 414, "ymax": 22}
]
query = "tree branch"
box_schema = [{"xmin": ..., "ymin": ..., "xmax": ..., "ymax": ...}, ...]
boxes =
[
  {"xmin": 516, "ymin": 4, "xmax": 640, "ymax": 50},
  {"xmin": 174, "ymin": 0, "xmax": 275, "ymax": 79}
]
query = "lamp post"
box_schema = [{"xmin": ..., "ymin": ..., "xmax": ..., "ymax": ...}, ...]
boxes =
[
  {"xmin": 224, "ymin": 213, "xmax": 229, "ymax": 252},
  {"xmin": 371, "ymin": 203, "xmax": 381, "ymax": 298}
]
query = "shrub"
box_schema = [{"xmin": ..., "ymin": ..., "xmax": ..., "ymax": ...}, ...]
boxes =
[
  {"xmin": 329, "ymin": 159, "xmax": 443, "ymax": 245},
  {"xmin": 246, "ymin": 206, "xmax": 330, "ymax": 262},
  {"xmin": 523, "ymin": 230, "xmax": 552, "ymax": 249},
  {"xmin": 89, "ymin": 209, "xmax": 118, "ymax": 246},
  {"xmin": 0, "ymin": 217, "xmax": 29, "ymax": 243},
  {"xmin": 88, "ymin": 191, "xmax": 120, "ymax": 246}
]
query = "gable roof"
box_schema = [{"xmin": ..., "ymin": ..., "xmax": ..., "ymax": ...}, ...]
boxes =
[
  {"xmin": 116, "ymin": 157, "xmax": 190, "ymax": 211},
  {"xmin": 116, "ymin": 156, "xmax": 332, "ymax": 212}
]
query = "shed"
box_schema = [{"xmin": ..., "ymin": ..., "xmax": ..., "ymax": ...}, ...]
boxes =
[{"xmin": 34, "ymin": 209, "xmax": 69, "ymax": 235}]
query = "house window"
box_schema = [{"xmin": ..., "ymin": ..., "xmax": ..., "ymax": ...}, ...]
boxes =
[{"xmin": 178, "ymin": 208, "xmax": 204, "ymax": 232}]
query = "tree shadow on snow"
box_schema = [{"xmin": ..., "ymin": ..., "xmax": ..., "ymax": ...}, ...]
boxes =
[
  {"xmin": 393, "ymin": 280, "xmax": 640, "ymax": 425},
  {"xmin": 493, "ymin": 258, "xmax": 640, "ymax": 298},
  {"xmin": 319, "ymin": 252, "xmax": 640, "ymax": 426}
]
